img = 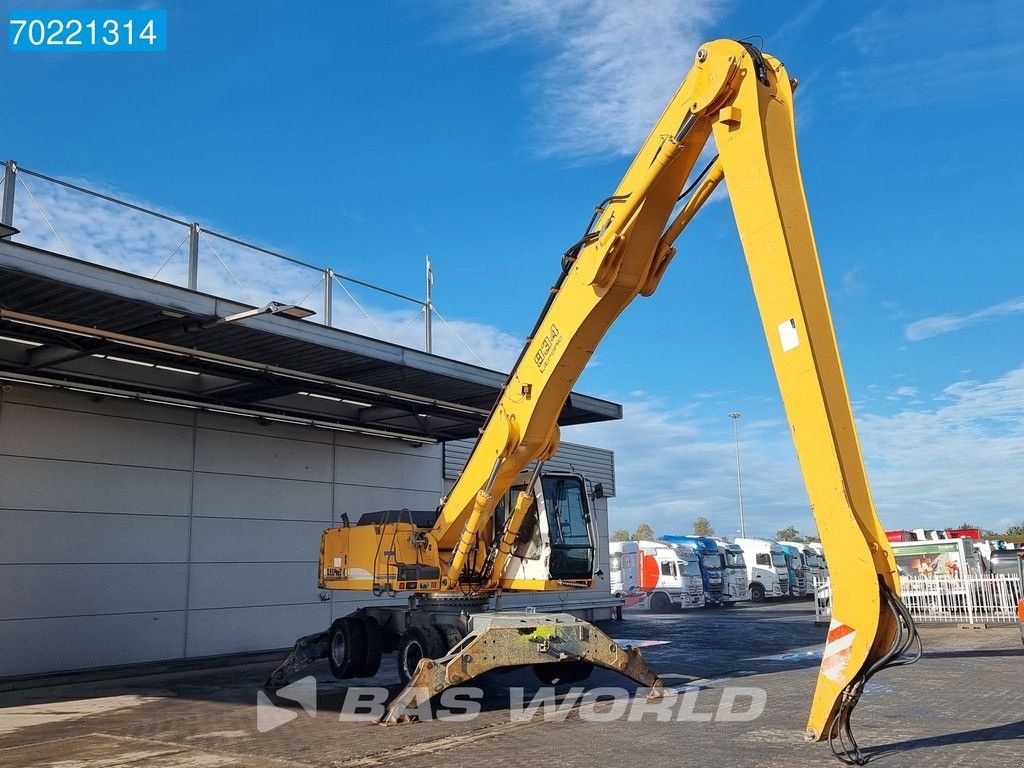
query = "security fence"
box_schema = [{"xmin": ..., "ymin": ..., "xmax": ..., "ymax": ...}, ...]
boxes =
[{"xmin": 813, "ymin": 574, "xmax": 1022, "ymax": 626}]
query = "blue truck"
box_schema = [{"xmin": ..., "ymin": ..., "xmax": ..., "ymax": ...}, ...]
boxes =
[{"xmin": 662, "ymin": 535, "xmax": 725, "ymax": 605}]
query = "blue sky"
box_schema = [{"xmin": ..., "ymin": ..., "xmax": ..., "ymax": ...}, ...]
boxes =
[{"xmin": 4, "ymin": 0, "xmax": 1023, "ymax": 538}]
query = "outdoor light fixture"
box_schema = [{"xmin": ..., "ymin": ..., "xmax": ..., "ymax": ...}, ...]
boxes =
[
  {"xmin": 0, "ymin": 223, "xmax": 19, "ymax": 239},
  {"xmin": 223, "ymin": 301, "xmax": 316, "ymax": 323}
]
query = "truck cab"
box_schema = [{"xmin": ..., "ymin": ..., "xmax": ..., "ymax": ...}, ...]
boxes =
[
  {"xmin": 636, "ymin": 540, "xmax": 703, "ymax": 612},
  {"xmin": 714, "ymin": 539, "xmax": 749, "ymax": 605},
  {"xmin": 609, "ymin": 541, "xmax": 646, "ymax": 608},
  {"xmin": 734, "ymin": 538, "xmax": 789, "ymax": 602},
  {"xmin": 663, "ymin": 535, "xmax": 725, "ymax": 605},
  {"xmin": 801, "ymin": 546, "xmax": 824, "ymax": 596},
  {"xmin": 777, "ymin": 541, "xmax": 810, "ymax": 598},
  {"xmin": 807, "ymin": 542, "xmax": 828, "ymax": 577}
]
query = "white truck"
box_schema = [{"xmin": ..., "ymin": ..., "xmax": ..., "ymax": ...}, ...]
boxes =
[
  {"xmin": 807, "ymin": 542, "xmax": 828, "ymax": 577},
  {"xmin": 806, "ymin": 541, "xmax": 831, "ymax": 607},
  {"xmin": 804, "ymin": 545, "xmax": 827, "ymax": 595},
  {"xmin": 734, "ymin": 538, "xmax": 789, "ymax": 602},
  {"xmin": 609, "ymin": 541, "xmax": 646, "ymax": 608},
  {"xmin": 634, "ymin": 540, "xmax": 703, "ymax": 612},
  {"xmin": 714, "ymin": 539, "xmax": 750, "ymax": 605},
  {"xmin": 778, "ymin": 541, "xmax": 823, "ymax": 597}
]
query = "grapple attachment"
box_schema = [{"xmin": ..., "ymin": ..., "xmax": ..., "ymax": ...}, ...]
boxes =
[{"xmin": 380, "ymin": 610, "xmax": 663, "ymax": 724}]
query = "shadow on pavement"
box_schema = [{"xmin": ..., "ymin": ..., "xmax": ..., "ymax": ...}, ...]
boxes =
[
  {"xmin": 865, "ymin": 720, "xmax": 1024, "ymax": 762},
  {"xmin": 922, "ymin": 647, "xmax": 1024, "ymax": 660}
]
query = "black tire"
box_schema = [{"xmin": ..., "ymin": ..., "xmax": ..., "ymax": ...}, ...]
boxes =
[
  {"xmin": 354, "ymin": 615, "xmax": 383, "ymax": 677},
  {"xmin": 397, "ymin": 626, "xmax": 446, "ymax": 685},
  {"xmin": 439, "ymin": 625, "xmax": 463, "ymax": 653},
  {"xmin": 532, "ymin": 660, "xmax": 594, "ymax": 685},
  {"xmin": 649, "ymin": 592, "xmax": 673, "ymax": 613},
  {"xmin": 749, "ymin": 583, "xmax": 766, "ymax": 603},
  {"xmin": 328, "ymin": 617, "xmax": 368, "ymax": 680}
]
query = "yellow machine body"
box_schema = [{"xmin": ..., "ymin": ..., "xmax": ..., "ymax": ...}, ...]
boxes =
[{"xmin": 318, "ymin": 39, "xmax": 908, "ymax": 747}]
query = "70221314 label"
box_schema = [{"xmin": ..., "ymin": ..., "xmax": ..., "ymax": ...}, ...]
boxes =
[{"xmin": 8, "ymin": 9, "xmax": 166, "ymax": 52}]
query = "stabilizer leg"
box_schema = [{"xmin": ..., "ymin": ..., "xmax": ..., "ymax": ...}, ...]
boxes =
[
  {"xmin": 380, "ymin": 611, "xmax": 662, "ymax": 724},
  {"xmin": 264, "ymin": 630, "xmax": 328, "ymax": 688}
]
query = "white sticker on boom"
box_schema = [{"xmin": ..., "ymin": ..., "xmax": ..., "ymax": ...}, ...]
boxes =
[
  {"xmin": 779, "ymin": 319, "xmax": 799, "ymax": 352},
  {"xmin": 334, "ymin": 558, "xmax": 343, "ymax": 567}
]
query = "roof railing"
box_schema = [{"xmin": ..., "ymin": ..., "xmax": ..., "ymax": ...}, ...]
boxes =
[{"xmin": 1, "ymin": 159, "xmax": 493, "ymax": 361}]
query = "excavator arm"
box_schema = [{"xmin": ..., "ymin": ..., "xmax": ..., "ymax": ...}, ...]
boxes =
[{"xmin": 316, "ymin": 39, "xmax": 917, "ymax": 760}]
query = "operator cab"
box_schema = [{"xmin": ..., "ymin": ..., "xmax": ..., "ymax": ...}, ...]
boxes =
[{"xmin": 494, "ymin": 471, "xmax": 596, "ymax": 582}]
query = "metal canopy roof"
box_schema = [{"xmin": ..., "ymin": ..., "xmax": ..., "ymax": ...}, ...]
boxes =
[{"xmin": 0, "ymin": 240, "xmax": 621, "ymax": 442}]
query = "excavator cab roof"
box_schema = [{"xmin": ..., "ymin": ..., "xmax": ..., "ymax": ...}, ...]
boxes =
[{"xmin": 356, "ymin": 509, "xmax": 440, "ymax": 528}]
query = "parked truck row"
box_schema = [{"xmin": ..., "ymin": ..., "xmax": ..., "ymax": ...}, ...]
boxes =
[{"xmin": 611, "ymin": 535, "xmax": 829, "ymax": 609}]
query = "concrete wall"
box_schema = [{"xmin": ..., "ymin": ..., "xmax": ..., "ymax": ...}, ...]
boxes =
[
  {"xmin": 0, "ymin": 387, "xmax": 617, "ymax": 677},
  {"xmin": 0, "ymin": 385, "xmax": 442, "ymax": 677}
]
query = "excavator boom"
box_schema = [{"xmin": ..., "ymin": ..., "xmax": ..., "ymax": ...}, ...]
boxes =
[{"xmin": 305, "ymin": 39, "xmax": 917, "ymax": 762}]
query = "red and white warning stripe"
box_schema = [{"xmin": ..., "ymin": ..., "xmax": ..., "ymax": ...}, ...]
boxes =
[{"xmin": 821, "ymin": 619, "xmax": 856, "ymax": 683}]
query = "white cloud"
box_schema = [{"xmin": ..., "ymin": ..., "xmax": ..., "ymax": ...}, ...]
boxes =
[
  {"xmin": 569, "ymin": 397, "xmax": 807, "ymax": 540},
  {"xmin": 837, "ymin": 2, "xmax": 1024, "ymax": 108},
  {"xmin": 770, "ymin": 0, "xmax": 826, "ymax": 49},
  {"xmin": 904, "ymin": 297, "xmax": 1024, "ymax": 341},
  {"xmin": 840, "ymin": 266, "xmax": 867, "ymax": 296},
  {"xmin": 570, "ymin": 365, "xmax": 1024, "ymax": 539},
  {"xmin": 448, "ymin": 0, "xmax": 722, "ymax": 162},
  {"xmin": 425, "ymin": 315, "xmax": 523, "ymax": 371},
  {"xmin": 858, "ymin": 365, "xmax": 1024, "ymax": 533}
]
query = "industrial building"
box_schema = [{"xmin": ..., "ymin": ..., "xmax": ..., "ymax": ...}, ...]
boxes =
[{"xmin": 0, "ymin": 236, "xmax": 622, "ymax": 679}]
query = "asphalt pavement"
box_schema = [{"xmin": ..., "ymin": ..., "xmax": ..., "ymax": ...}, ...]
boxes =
[{"xmin": 0, "ymin": 601, "xmax": 1021, "ymax": 768}]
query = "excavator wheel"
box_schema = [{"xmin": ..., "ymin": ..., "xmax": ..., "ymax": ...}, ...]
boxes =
[
  {"xmin": 532, "ymin": 660, "xmax": 594, "ymax": 686},
  {"xmin": 397, "ymin": 626, "xmax": 446, "ymax": 685},
  {"xmin": 328, "ymin": 617, "xmax": 367, "ymax": 680},
  {"xmin": 355, "ymin": 615, "xmax": 383, "ymax": 677},
  {"xmin": 439, "ymin": 624, "xmax": 463, "ymax": 653}
]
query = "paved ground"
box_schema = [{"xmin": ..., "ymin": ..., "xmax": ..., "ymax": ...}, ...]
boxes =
[{"xmin": 1, "ymin": 602, "xmax": 1021, "ymax": 768}]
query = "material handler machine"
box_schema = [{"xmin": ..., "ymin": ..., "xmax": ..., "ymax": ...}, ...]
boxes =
[{"xmin": 271, "ymin": 39, "xmax": 919, "ymax": 764}]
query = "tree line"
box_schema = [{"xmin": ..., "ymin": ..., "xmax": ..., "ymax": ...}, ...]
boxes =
[{"xmin": 611, "ymin": 517, "xmax": 716, "ymax": 541}]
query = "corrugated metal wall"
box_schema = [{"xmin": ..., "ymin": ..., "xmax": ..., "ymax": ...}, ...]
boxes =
[
  {"xmin": 0, "ymin": 388, "xmax": 617, "ymax": 678},
  {"xmin": 0, "ymin": 386, "xmax": 442, "ymax": 677},
  {"xmin": 442, "ymin": 439, "xmax": 616, "ymax": 497}
]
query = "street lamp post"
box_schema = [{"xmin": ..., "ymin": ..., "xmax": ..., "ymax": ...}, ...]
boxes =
[{"xmin": 729, "ymin": 412, "xmax": 746, "ymax": 538}]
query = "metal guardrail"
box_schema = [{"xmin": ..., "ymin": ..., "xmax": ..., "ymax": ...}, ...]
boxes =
[
  {"xmin": 0, "ymin": 159, "xmax": 488, "ymax": 361},
  {"xmin": 814, "ymin": 574, "xmax": 1023, "ymax": 626}
]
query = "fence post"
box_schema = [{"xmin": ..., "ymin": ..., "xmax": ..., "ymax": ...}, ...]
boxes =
[
  {"xmin": 424, "ymin": 255, "xmax": 433, "ymax": 353},
  {"xmin": 965, "ymin": 577, "xmax": 975, "ymax": 625},
  {"xmin": 1, "ymin": 161, "xmax": 16, "ymax": 238},
  {"xmin": 323, "ymin": 268, "xmax": 333, "ymax": 327},
  {"xmin": 187, "ymin": 223, "xmax": 200, "ymax": 290}
]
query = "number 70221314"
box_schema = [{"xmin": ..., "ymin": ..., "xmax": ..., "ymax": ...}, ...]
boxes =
[{"xmin": 8, "ymin": 10, "xmax": 166, "ymax": 52}]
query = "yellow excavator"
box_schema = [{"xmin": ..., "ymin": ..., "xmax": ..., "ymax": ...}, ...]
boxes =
[{"xmin": 270, "ymin": 39, "xmax": 919, "ymax": 764}]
